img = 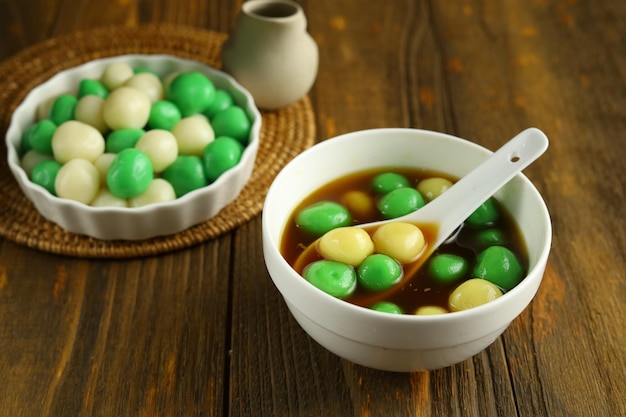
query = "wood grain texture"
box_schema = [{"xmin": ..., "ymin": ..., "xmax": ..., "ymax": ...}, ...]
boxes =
[
  {"xmin": 0, "ymin": 238, "xmax": 231, "ymax": 416},
  {"xmin": 0, "ymin": 0, "xmax": 624, "ymax": 416}
]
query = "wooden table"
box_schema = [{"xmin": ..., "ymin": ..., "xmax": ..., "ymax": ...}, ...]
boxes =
[{"xmin": 1, "ymin": 1, "xmax": 624, "ymax": 416}]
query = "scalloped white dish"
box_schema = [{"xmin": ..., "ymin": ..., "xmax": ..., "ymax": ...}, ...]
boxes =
[{"xmin": 5, "ymin": 54, "xmax": 262, "ymax": 240}]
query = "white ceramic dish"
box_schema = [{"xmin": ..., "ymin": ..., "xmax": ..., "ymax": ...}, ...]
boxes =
[
  {"xmin": 5, "ymin": 54, "xmax": 262, "ymax": 240},
  {"xmin": 262, "ymin": 128, "xmax": 551, "ymax": 372}
]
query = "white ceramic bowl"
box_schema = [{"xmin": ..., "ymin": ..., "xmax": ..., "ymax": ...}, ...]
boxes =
[
  {"xmin": 262, "ymin": 128, "xmax": 551, "ymax": 372},
  {"xmin": 5, "ymin": 54, "xmax": 262, "ymax": 240}
]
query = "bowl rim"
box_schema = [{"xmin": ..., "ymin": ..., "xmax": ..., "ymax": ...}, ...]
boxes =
[
  {"xmin": 5, "ymin": 53, "xmax": 263, "ymax": 215},
  {"xmin": 262, "ymin": 127, "xmax": 552, "ymax": 347}
]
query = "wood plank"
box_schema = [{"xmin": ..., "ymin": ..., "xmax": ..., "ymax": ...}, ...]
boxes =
[
  {"xmin": 229, "ymin": 217, "xmax": 356, "ymax": 416},
  {"xmin": 429, "ymin": 0, "xmax": 626, "ymax": 415},
  {"xmin": 309, "ymin": 0, "xmax": 416, "ymax": 139},
  {"xmin": 0, "ymin": 0, "xmax": 625, "ymax": 415},
  {"xmin": 0, "ymin": 239, "xmax": 231, "ymax": 416}
]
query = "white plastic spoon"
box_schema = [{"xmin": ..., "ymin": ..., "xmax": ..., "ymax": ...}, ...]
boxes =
[{"xmin": 293, "ymin": 128, "xmax": 549, "ymax": 296}]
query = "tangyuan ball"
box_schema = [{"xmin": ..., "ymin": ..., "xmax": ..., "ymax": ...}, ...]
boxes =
[
  {"xmin": 135, "ymin": 129, "xmax": 179, "ymax": 173},
  {"xmin": 203, "ymin": 136, "xmax": 244, "ymax": 182},
  {"xmin": 417, "ymin": 177, "xmax": 453, "ymax": 202},
  {"xmin": 202, "ymin": 89, "xmax": 233, "ymax": 118},
  {"xmin": 78, "ymin": 78, "xmax": 109, "ymax": 99},
  {"xmin": 36, "ymin": 96, "xmax": 57, "ymax": 122},
  {"xmin": 52, "ymin": 120, "xmax": 105, "ymax": 163},
  {"xmin": 449, "ymin": 278, "xmax": 503, "ymax": 311},
  {"xmin": 30, "ymin": 160, "xmax": 62, "ymax": 195},
  {"xmin": 473, "ymin": 246, "xmax": 523, "ymax": 291},
  {"xmin": 171, "ymin": 115, "xmax": 215, "ymax": 157},
  {"xmin": 123, "ymin": 72, "xmax": 164, "ymax": 103},
  {"xmin": 20, "ymin": 124, "xmax": 35, "ymax": 154},
  {"xmin": 74, "ymin": 95, "xmax": 108, "ymax": 133},
  {"xmin": 372, "ymin": 172, "xmax": 410, "ymax": 194},
  {"xmin": 106, "ymin": 148, "xmax": 154, "ymax": 199},
  {"xmin": 21, "ymin": 150, "xmax": 54, "ymax": 177},
  {"xmin": 148, "ymin": 100, "xmax": 182, "ymax": 130},
  {"xmin": 303, "ymin": 260, "xmax": 357, "ymax": 299},
  {"xmin": 55, "ymin": 159, "xmax": 100, "ymax": 204},
  {"xmin": 473, "ymin": 228, "xmax": 507, "ymax": 247},
  {"xmin": 91, "ymin": 189, "xmax": 128, "ymax": 208},
  {"xmin": 357, "ymin": 254, "xmax": 403, "ymax": 291},
  {"xmin": 129, "ymin": 178, "xmax": 176, "ymax": 207},
  {"xmin": 49, "ymin": 94, "xmax": 77, "ymax": 125},
  {"xmin": 340, "ymin": 190, "xmax": 377, "ymax": 221},
  {"xmin": 372, "ymin": 222, "xmax": 425, "ymax": 264},
  {"xmin": 415, "ymin": 306, "xmax": 448, "ymax": 315},
  {"xmin": 106, "ymin": 129, "xmax": 145, "ymax": 153},
  {"xmin": 428, "ymin": 254, "xmax": 469, "ymax": 284},
  {"xmin": 211, "ymin": 106, "xmax": 251, "ymax": 144},
  {"xmin": 28, "ymin": 119, "xmax": 57, "ymax": 155},
  {"xmin": 317, "ymin": 226, "xmax": 374, "ymax": 266},
  {"xmin": 101, "ymin": 61, "xmax": 134, "ymax": 90},
  {"xmin": 370, "ymin": 301, "xmax": 403, "ymax": 314},
  {"xmin": 466, "ymin": 197, "xmax": 500, "ymax": 227},
  {"xmin": 94, "ymin": 153, "xmax": 117, "ymax": 186},
  {"xmin": 377, "ymin": 187, "xmax": 425, "ymax": 219},
  {"xmin": 167, "ymin": 71, "xmax": 216, "ymax": 117},
  {"xmin": 295, "ymin": 201, "xmax": 352, "ymax": 237},
  {"xmin": 161, "ymin": 155, "xmax": 208, "ymax": 198},
  {"xmin": 102, "ymin": 86, "xmax": 151, "ymax": 130}
]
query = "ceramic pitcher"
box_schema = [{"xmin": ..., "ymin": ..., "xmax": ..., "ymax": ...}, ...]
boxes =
[{"xmin": 221, "ymin": 0, "xmax": 319, "ymax": 110}]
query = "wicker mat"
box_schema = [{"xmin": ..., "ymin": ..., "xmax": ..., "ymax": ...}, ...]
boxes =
[{"xmin": 0, "ymin": 24, "xmax": 316, "ymax": 258}]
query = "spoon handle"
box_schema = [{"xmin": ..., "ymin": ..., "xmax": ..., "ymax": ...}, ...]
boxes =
[{"xmin": 404, "ymin": 127, "xmax": 549, "ymax": 247}]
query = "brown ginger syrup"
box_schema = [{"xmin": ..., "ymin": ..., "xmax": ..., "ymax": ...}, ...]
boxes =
[{"xmin": 280, "ymin": 167, "xmax": 527, "ymax": 313}]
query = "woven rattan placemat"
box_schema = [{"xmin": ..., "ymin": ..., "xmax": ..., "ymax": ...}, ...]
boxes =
[{"xmin": 0, "ymin": 24, "xmax": 316, "ymax": 258}]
